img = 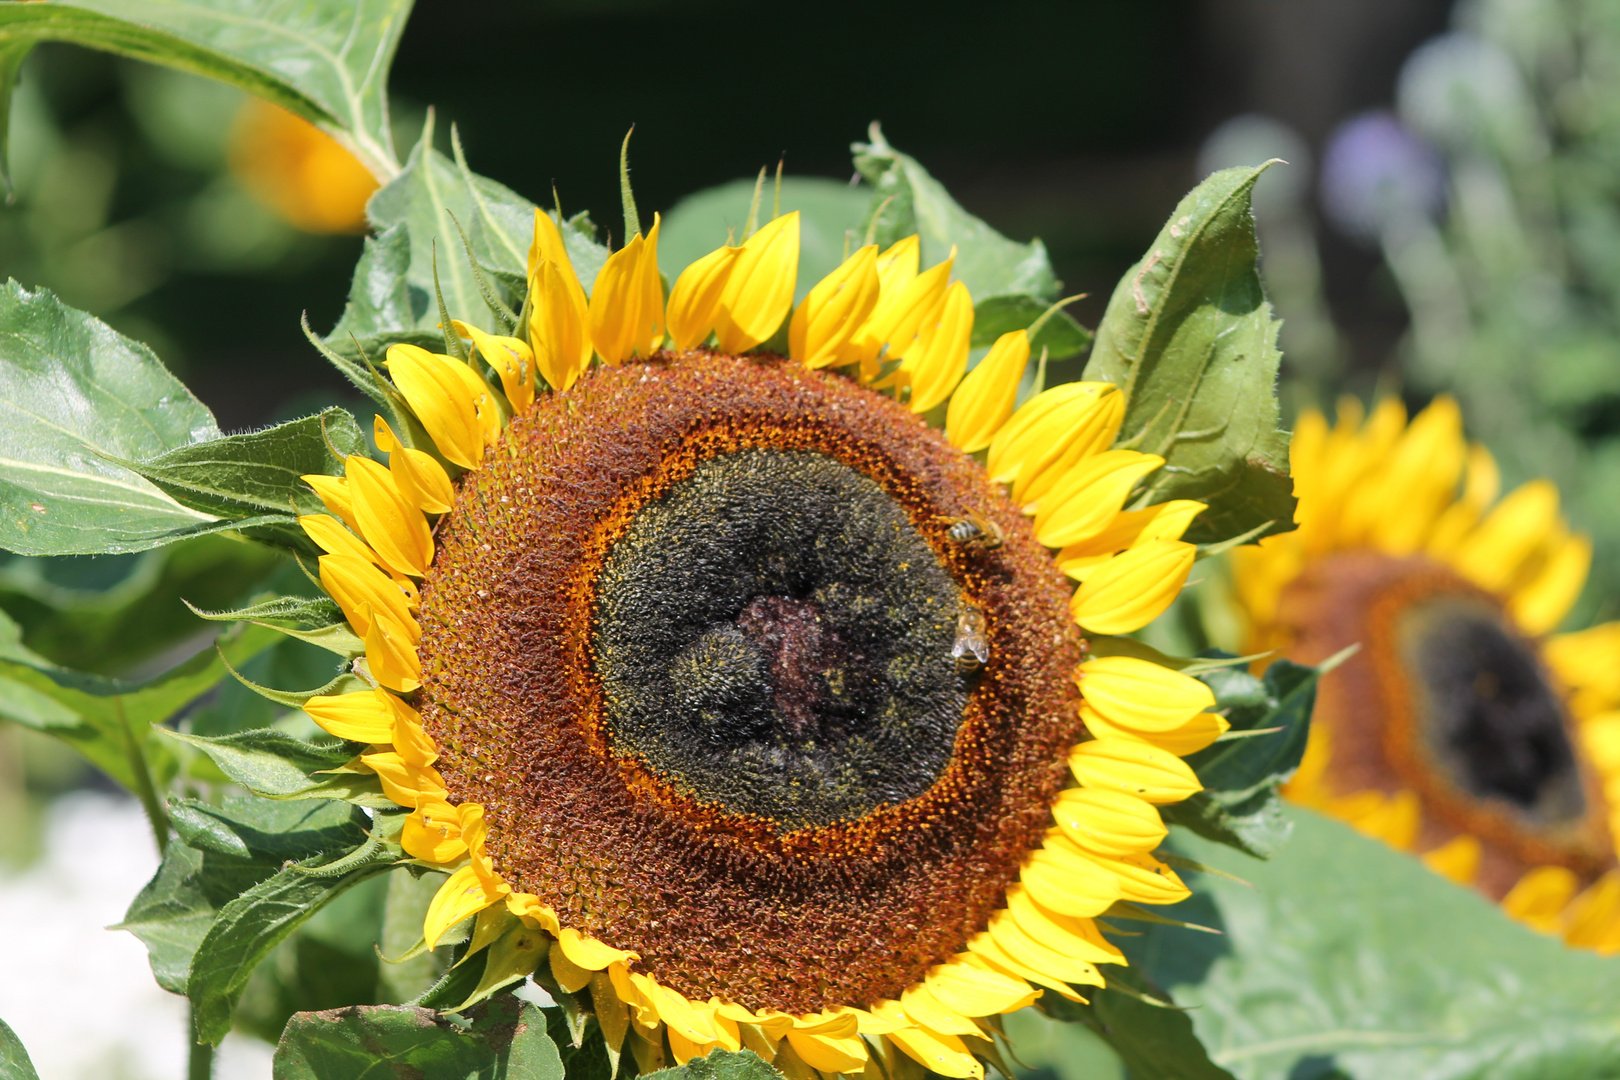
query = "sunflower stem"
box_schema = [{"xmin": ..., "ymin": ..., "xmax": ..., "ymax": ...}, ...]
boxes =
[
  {"xmin": 187, "ymin": 1004, "xmax": 213, "ymax": 1080},
  {"xmin": 115, "ymin": 697, "xmax": 169, "ymax": 855}
]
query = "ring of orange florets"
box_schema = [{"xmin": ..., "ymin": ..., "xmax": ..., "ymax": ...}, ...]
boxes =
[{"xmin": 412, "ymin": 351, "xmax": 1084, "ymax": 1013}]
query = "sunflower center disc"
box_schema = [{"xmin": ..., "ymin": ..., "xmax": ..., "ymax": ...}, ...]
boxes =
[
  {"xmin": 593, "ymin": 449, "xmax": 968, "ymax": 828},
  {"xmin": 417, "ymin": 353, "xmax": 1083, "ymax": 1013},
  {"xmin": 1396, "ymin": 596, "xmax": 1585, "ymax": 826}
]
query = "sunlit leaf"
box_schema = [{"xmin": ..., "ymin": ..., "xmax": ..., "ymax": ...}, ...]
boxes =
[
  {"xmin": 1082, "ymin": 165, "xmax": 1294, "ymax": 544},
  {"xmin": 0, "ymin": 0, "xmax": 412, "ymax": 181},
  {"xmin": 273, "ymin": 996, "xmax": 564, "ymax": 1080}
]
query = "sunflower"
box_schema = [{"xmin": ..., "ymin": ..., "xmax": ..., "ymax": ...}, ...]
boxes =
[
  {"xmin": 294, "ymin": 203, "xmax": 1223, "ymax": 1078},
  {"xmin": 1232, "ymin": 395, "xmax": 1620, "ymax": 953}
]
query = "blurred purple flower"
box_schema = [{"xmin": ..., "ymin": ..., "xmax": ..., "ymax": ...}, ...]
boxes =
[{"xmin": 1319, "ymin": 111, "xmax": 1446, "ymax": 244}]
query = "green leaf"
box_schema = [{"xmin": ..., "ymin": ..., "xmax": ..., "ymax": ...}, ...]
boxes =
[
  {"xmin": 117, "ymin": 796, "xmax": 370, "ymax": 994},
  {"xmin": 645, "ymin": 1049, "xmax": 781, "ymax": 1080},
  {"xmin": 0, "ymin": 619, "xmax": 280, "ymax": 792},
  {"xmin": 1040, "ymin": 967, "xmax": 1235, "ymax": 1080},
  {"xmin": 0, "ymin": 1017, "xmax": 40, "ymax": 1080},
  {"xmin": 0, "ymin": 534, "xmax": 286, "ymax": 675},
  {"xmin": 362, "ymin": 116, "xmax": 607, "ymax": 341},
  {"xmin": 658, "ymin": 176, "xmax": 871, "ymax": 303},
  {"xmin": 326, "ymin": 224, "xmax": 426, "ymax": 356},
  {"xmin": 970, "ymin": 294, "xmax": 1093, "ymax": 359},
  {"xmin": 1133, "ymin": 809, "xmax": 1620, "ymax": 1079},
  {"xmin": 1160, "ymin": 658, "xmax": 1322, "ymax": 859},
  {"xmin": 0, "ymin": 281, "xmax": 229, "ymax": 555},
  {"xmin": 186, "ymin": 800, "xmax": 393, "ymax": 1044},
  {"xmin": 272, "ymin": 995, "xmax": 564, "ymax": 1080},
  {"xmin": 129, "ymin": 408, "xmax": 365, "ymax": 519},
  {"xmin": 0, "ymin": 0, "xmax": 411, "ymax": 180},
  {"xmin": 165, "ymin": 728, "xmax": 359, "ymax": 799},
  {"xmin": 1081, "ymin": 165, "xmax": 1295, "ymax": 545},
  {"xmin": 853, "ymin": 125, "xmax": 1060, "ymax": 304}
]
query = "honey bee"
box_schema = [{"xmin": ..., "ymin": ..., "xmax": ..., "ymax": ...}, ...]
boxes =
[
  {"xmin": 943, "ymin": 512, "xmax": 1004, "ymax": 550},
  {"xmin": 952, "ymin": 607, "xmax": 989, "ymax": 673}
]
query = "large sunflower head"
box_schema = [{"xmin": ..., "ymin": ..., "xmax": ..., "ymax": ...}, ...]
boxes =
[
  {"xmin": 1232, "ymin": 395, "xmax": 1620, "ymax": 953},
  {"xmin": 294, "ymin": 202, "xmax": 1229, "ymax": 1076}
]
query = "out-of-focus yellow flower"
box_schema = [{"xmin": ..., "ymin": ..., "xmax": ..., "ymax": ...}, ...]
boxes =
[{"xmin": 229, "ymin": 99, "xmax": 377, "ymax": 234}]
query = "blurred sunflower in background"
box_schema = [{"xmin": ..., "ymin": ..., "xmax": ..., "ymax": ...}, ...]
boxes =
[
  {"xmin": 228, "ymin": 99, "xmax": 377, "ymax": 235},
  {"xmin": 1233, "ymin": 396, "xmax": 1620, "ymax": 953},
  {"xmin": 290, "ymin": 196, "xmax": 1226, "ymax": 1077}
]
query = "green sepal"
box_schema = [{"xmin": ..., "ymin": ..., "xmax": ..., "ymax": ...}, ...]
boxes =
[
  {"xmin": 216, "ymin": 650, "xmax": 366, "ymax": 708},
  {"xmin": 1158, "ymin": 655, "xmax": 1328, "ymax": 859},
  {"xmin": 121, "ymin": 409, "xmax": 365, "ymax": 522},
  {"xmin": 159, "ymin": 727, "xmax": 392, "ymax": 808}
]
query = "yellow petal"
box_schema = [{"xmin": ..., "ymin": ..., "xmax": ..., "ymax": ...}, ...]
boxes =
[
  {"xmin": 1050, "ymin": 787, "xmax": 1167, "ymax": 856},
  {"xmin": 863, "ymin": 251, "xmax": 953, "ymax": 363},
  {"xmin": 1562, "ymin": 871, "xmax": 1620, "ymax": 951},
  {"xmin": 1420, "ymin": 835, "xmax": 1480, "ymax": 885},
  {"xmin": 1056, "ymin": 501, "xmax": 1206, "ymax": 581},
  {"xmin": 375, "ymin": 416, "xmax": 455, "ymax": 515},
  {"xmin": 946, "ymin": 329, "xmax": 1029, "ymax": 452},
  {"xmin": 1510, "ymin": 531, "xmax": 1591, "ymax": 636},
  {"xmin": 986, "ymin": 913, "xmax": 1104, "ymax": 988},
  {"xmin": 1453, "ymin": 479, "xmax": 1562, "ymax": 593},
  {"xmin": 385, "ymin": 344, "xmax": 485, "ymax": 469},
  {"xmin": 1078, "ymin": 656, "xmax": 1215, "ymax": 731},
  {"xmin": 456, "ymin": 320, "xmax": 536, "ymax": 414},
  {"xmin": 529, "ymin": 208, "xmax": 579, "ymax": 280},
  {"xmin": 303, "ymin": 689, "xmax": 393, "ymax": 742},
  {"xmin": 529, "ymin": 258, "xmax": 593, "ymax": 392},
  {"xmin": 1034, "ymin": 451, "xmax": 1165, "ymax": 548},
  {"xmin": 784, "ymin": 1030, "xmax": 868, "ymax": 1073},
  {"xmin": 302, "ymin": 473, "xmax": 358, "ymax": 532},
  {"xmin": 1069, "ymin": 540, "xmax": 1195, "ymax": 634},
  {"xmin": 993, "ymin": 384, "xmax": 1126, "ymax": 506},
  {"xmin": 923, "ymin": 960, "xmax": 1037, "ymax": 1018},
  {"xmin": 359, "ymin": 750, "xmax": 445, "ymax": 808},
  {"xmin": 903, "ymin": 281, "xmax": 974, "ymax": 413},
  {"xmin": 299, "ymin": 512, "xmax": 381, "ymax": 568},
  {"xmin": 590, "ymin": 215, "xmax": 666, "ymax": 365},
  {"xmin": 1501, "ymin": 865, "xmax": 1580, "ymax": 935},
  {"xmin": 790, "ymin": 244, "xmax": 881, "ymax": 369},
  {"xmin": 557, "ymin": 927, "xmax": 636, "ymax": 971},
  {"xmin": 898, "ymin": 984, "xmax": 979, "ymax": 1036},
  {"xmin": 883, "ymin": 1019, "xmax": 982, "ymax": 1079},
  {"xmin": 1068, "ymin": 738, "xmax": 1201, "ymax": 804},
  {"xmin": 666, "ymin": 245, "xmax": 741, "ymax": 351},
  {"xmin": 1082, "ymin": 705, "xmax": 1229, "ymax": 757},
  {"xmin": 403, "ymin": 795, "xmax": 469, "ymax": 863},
  {"xmin": 318, "ymin": 553, "xmax": 416, "ymax": 638},
  {"xmin": 1067, "ymin": 845, "xmax": 1191, "ymax": 906},
  {"xmin": 364, "ymin": 609, "xmax": 422, "ymax": 692},
  {"xmin": 963, "ymin": 933, "xmax": 1088, "ymax": 1004},
  {"xmin": 345, "ymin": 455, "xmax": 433, "ymax": 577},
  {"xmin": 424, "ymin": 865, "xmax": 502, "ymax": 949},
  {"xmin": 715, "ymin": 212, "xmax": 800, "ymax": 353},
  {"xmin": 1020, "ymin": 847, "xmax": 1122, "ymax": 917},
  {"xmin": 1003, "ymin": 889, "xmax": 1124, "ymax": 965}
]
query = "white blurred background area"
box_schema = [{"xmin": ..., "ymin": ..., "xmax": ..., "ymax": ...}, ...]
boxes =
[{"xmin": 0, "ymin": 792, "xmax": 272, "ymax": 1080}]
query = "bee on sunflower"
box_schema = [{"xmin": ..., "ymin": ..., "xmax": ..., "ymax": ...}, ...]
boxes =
[
  {"xmin": 1232, "ymin": 395, "xmax": 1620, "ymax": 954},
  {"xmin": 283, "ymin": 184, "xmax": 1240, "ymax": 1075}
]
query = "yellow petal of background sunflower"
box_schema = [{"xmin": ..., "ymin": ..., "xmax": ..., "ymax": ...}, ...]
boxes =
[{"xmin": 1452, "ymin": 479, "xmax": 1560, "ymax": 592}]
